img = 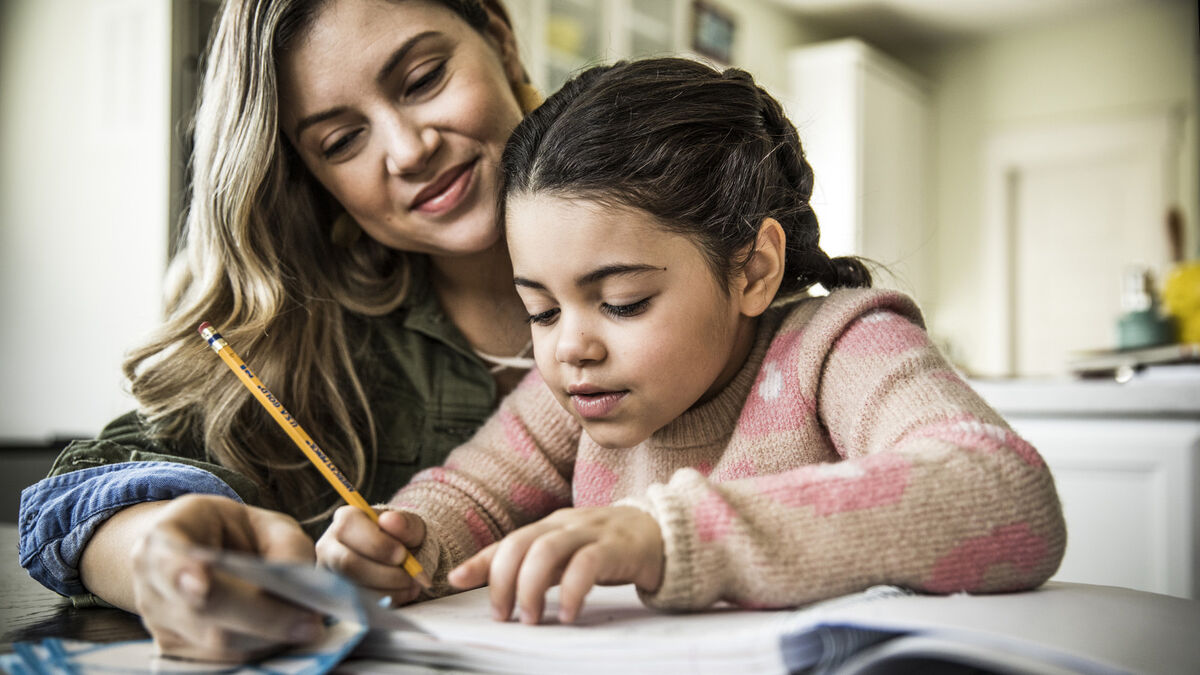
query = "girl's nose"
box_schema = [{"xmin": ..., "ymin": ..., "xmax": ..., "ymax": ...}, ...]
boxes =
[
  {"xmin": 555, "ymin": 323, "xmax": 605, "ymax": 366},
  {"xmin": 382, "ymin": 115, "xmax": 439, "ymax": 177}
]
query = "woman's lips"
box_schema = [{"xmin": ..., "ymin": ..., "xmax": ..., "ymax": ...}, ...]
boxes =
[
  {"xmin": 411, "ymin": 160, "xmax": 476, "ymax": 215},
  {"xmin": 570, "ymin": 391, "xmax": 627, "ymax": 420}
]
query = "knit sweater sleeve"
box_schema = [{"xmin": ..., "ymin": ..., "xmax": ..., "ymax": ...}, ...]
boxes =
[
  {"xmin": 387, "ymin": 370, "xmax": 582, "ymax": 596},
  {"xmin": 626, "ymin": 289, "xmax": 1067, "ymax": 611}
]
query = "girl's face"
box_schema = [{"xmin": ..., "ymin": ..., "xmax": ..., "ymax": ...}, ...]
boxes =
[
  {"xmin": 278, "ymin": 0, "xmax": 524, "ymax": 257},
  {"xmin": 507, "ymin": 194, "xmax": 759, "ymax": 449}
]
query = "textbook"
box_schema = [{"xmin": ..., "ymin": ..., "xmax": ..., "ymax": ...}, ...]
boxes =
[{"xmin": 5, "ymin": 553, "xmax": 1198, "ymax": 674}]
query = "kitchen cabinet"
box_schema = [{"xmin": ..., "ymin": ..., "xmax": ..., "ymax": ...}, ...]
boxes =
[
  {"xmin": 971, "ymin": 370, "xmax": 1200, "ymax": 599},
  {"xmin": 515, "ymin": 0, "xmax": 689, "ymax": 93},
  {"xmin": 785, "ymin": 39, "xmax": 933, "ymax": 307}
]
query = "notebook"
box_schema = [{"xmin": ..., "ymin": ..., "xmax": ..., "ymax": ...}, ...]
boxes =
[{"xmin": 345, "ymin": 580, "xmax": 1200, "ymax": 675}]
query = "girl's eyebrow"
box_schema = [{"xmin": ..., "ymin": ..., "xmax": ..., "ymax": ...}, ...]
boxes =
[
  {"xmin": 292, "ymin": 31, "xmax": 441, "ymax": 139},
  {"xmin": 513, "ymin": 264, "xmax": 665, "ymax": 291}
]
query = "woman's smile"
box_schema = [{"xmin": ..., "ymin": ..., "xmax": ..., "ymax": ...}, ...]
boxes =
[{"xmin": 411, "ymin": 158, "xmax": 477, "ymax": 215}]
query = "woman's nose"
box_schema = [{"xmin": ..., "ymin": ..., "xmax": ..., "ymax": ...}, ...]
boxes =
[
  {"xmin": 555, "ymin": 322, "xmax": 605, "ymax": 366},
  {"xmin": 381, "ymin": 115, "xmax": 439, "ymax": 176}
]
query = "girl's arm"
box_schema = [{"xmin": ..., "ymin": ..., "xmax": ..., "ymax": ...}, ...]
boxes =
[
  {"xmin": 319, "ymin": 370, "xmax": 582, "ymax": 597},
  {"xmin": 625, "ymin": 292, "xmax": 1067, "ymax": 611}
]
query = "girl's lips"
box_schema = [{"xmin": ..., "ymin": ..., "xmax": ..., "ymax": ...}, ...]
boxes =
[
  {"xmin": 411, "ymin": 160, "xmax": 476, "ymax": 215},
  {"xmin": 570, "ymin": 391, "xmax": 627, "ymax": 420}
]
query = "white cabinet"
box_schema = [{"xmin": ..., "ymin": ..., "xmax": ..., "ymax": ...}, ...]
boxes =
[
  {"xmin": 972, "ymin": 373, "xmax": 1200, "ymax": 599},
  {"xmin": 785, "ymin": 39, "xmax": 932, "ymax": 306}
]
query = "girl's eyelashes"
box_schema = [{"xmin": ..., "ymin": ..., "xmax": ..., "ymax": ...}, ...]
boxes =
[
  {"xmin": 601, "ymin": 298, "xmax": 651, "ymax": 319},
  {"xmin": 526, "ymin": 308, "xmax": 560, "ymax": 326},
  {"xmin": 525, "ymin": 298, "xmax": 652, "ymax": 326}
]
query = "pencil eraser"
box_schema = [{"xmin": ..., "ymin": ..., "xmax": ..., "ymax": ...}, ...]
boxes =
[{"xmin": 198, "ymin": 321, "xmax": 211, "ymax": 334}]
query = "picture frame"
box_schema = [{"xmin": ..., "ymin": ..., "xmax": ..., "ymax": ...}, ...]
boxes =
[{"xmin": 692, "ymin": 1, "xmax": 736, "ymax": 64}]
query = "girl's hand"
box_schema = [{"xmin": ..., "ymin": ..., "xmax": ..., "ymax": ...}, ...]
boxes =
[
  {"xmin": 113, "ymin": 495, "xmax": 324, "ymax": 662},
  {"xmin": 315, "ymin": 506, "xmax": 427, "ymax": 606},
  {"xmin": 447, "ymin": 506, "xmax": 664, "ymax": 625}
]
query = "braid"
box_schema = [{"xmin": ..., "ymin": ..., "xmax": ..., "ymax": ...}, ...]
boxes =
[
  {"xmin": 500, "ymin": 57, "xmax": 872, "ymax": 300},
  {"xmin": 749, "ymin": 75, "xmax": 871, "ymax": 291}
]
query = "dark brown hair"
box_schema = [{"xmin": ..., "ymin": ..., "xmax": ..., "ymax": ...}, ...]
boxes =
[{"xmin": 500, "ymin": 57, "xmax": 871, "ymax": 294}]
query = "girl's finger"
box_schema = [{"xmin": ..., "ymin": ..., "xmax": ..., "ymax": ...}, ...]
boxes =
[
  {"xmin": 319, "ymin": 538, "xmax": 419, "ymax": 591},
  {"xmin": 321, "ymin": 506, "xmax": 409, "ymax": 566},
  {"xmin": 515, "ymin": 530, "xmax": 588, "ymax": 624},
  {"xmin": 377, "ymin": 509, "xmax": 427, "ymax": 549},
  {"xmin": 448, "ymin": 543, "xmax": 498, "ymax": 590},
  {"xmin": 486, "ymin": 524, "xmax": 554, "ymax": 621},
  {"xmin": 556, "ymin": 543, "xmax": 606, "ymax": 624}
]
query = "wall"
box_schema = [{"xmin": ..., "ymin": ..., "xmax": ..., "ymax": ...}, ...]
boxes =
[
  {"xmin": 0, "ymin": 0, "xmax": 171, "ymax": 441},
  {"xmin": 909, "ymin": 0, "xmax": 1198, "ymax": 374}
]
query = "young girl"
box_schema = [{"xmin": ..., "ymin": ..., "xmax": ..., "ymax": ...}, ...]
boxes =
[{"xmin": 317, "ymin": 57, "xmax": 1066, "ymax": 625}]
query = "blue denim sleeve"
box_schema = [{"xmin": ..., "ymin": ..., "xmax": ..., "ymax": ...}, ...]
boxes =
[{"xmin": 17, "ymin": 462, "xmax": 242, "ymax": 596}]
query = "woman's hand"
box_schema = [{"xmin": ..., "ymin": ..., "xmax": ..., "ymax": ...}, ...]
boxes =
[
  {"xmin": 448, "ymin": 506, "xmax": 664, "ymax": 625},
  {"xmin": 315, "ymin": 506, "xmax": 428, "ymax": 606},
  {"xmin": 82, "ymin": 494, "xmax": 324, "ymax": 663}
]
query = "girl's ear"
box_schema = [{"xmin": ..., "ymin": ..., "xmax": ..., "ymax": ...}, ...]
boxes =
[{"xmin": 737, "ymin": 218, "xmax": 786, "ymax": 317}]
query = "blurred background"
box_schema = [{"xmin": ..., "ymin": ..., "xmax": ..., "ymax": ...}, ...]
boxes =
[{"xmin": 2, "ymin": 0, "xmax": 1198, "ymax": 595}]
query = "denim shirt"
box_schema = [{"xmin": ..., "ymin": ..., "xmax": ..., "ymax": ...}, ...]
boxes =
[{"xmin": 18, "ymin": 257, "xmax": 502, "ymax": 599}]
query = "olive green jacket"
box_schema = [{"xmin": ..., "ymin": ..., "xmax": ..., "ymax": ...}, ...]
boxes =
[{"xmin": 45, "ymin": 258, "xmax": 502, "ymax": 535}]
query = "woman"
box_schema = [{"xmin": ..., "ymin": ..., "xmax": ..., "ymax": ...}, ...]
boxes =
[{"xmin": 18, "ymin": 0, "xmax": 538, "ymax": 661}]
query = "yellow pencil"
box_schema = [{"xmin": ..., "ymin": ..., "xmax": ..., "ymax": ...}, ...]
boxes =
[{"xmin": 197, "ymin": 321, "xmax": 431, "ymax": 589}]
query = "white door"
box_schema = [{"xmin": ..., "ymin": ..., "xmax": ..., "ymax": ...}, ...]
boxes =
[{"xmin": 979, "ymin": 111, "xmax": 1181, "ymax": 377}]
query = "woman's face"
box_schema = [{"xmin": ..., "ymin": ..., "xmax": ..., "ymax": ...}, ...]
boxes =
[{"xmin": 278, "ymin": 0, "xmax": 524, "ymax": 257}]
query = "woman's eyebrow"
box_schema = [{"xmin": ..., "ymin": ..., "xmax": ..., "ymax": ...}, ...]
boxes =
[
  {"xmin": 376, "ymin": 31, "xmax": 440, "ymax": 84},
  {"xmin": 292, "ymin": 31, "xmax": 441, "ymax": 139}
]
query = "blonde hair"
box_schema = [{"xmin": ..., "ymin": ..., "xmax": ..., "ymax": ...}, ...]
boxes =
[{"xmin": 125, "ymin": 0, "xmax": 499, "ymax": 522}]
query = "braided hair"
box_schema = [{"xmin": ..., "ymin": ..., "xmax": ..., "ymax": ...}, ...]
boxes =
[{"xmin": 500, "ymin": 57, "xmax": 870, "ymax": 294}]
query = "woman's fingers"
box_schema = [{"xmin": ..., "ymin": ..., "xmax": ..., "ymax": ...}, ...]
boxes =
[
  {"xmin": 246, "ymin": 504, "xmax": 317, "ymax": 564},
  {"xmin": 139, "ymin": 550, "xmax": 323, "ymax": 661}
]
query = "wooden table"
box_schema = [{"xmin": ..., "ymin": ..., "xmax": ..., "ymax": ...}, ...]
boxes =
[{"xmin": 1, "ymin": 523, "xmax": 147, "ymax": 652}]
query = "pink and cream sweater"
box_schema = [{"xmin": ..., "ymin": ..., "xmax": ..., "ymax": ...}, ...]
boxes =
[{"xmin": 390, "ymin": 289, "xmax": 1067, "ymax": 610}]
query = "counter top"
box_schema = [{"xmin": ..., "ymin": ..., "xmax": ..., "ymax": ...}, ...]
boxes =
[{"xmin": 969, "ymin": 365, "xmax": 1200, "ymax": 417}]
